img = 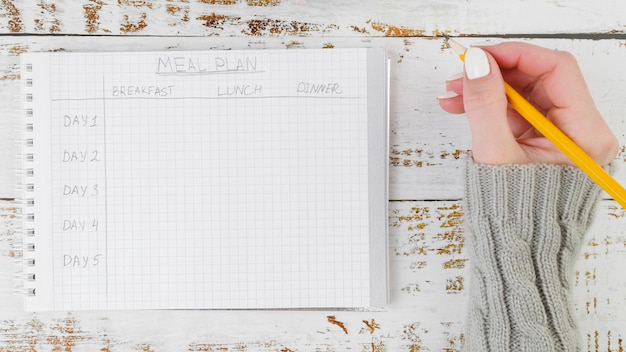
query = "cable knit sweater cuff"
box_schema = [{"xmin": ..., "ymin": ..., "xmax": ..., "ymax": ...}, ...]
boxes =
[
  {"xmin": 463, "ymin": 161, "xmax": 607, "ymax": 352},
  {"xmin": 465, "ymin": 162, "xmax": 603, "ymax": 227}
]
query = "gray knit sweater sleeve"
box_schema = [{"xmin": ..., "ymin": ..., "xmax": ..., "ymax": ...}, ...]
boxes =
[{"xmin": 463, "ymin": 162, "xmax": 604, "ymax": 351}]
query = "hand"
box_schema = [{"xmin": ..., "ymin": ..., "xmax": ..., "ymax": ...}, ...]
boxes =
[{"xmin": 438, "ymin": 42, "xmax": 619, "ymax": 166}]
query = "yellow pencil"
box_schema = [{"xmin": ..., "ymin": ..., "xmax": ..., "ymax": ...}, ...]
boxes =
[{"xmin": 444, "ymin": 36, "xmax": 626, "ymax": 209}]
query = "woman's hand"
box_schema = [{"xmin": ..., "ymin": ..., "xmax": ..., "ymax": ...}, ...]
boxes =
[{"xmin": 438, "ymin": 42, "xmax": 619, "ymax": 166}]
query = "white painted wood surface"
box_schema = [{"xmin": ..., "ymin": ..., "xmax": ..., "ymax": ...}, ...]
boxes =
[
  {"xmin": 1, "ymin": 1, "xmax": 625, "ymax": 351},
  {"xmin": 0, "ymin": 0, "xmax": 625, "ymax": 36}
]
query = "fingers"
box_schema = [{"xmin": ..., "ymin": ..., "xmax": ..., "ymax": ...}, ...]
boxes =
[
  {"xmin": 437, "ymin": 90, "xmax": 464, "ymax": 114},
  {"xmin": 482, "ymin": 42, "xmax": 619, "ymax": 165},
  {"xmin": 437, "ymin": 41, "xmax": 619, "ymax": 166},
  {"xmin": 481, "ymin": 42, "xmax": 597, "ymax": 115},
  {"xmin": 439, "ymin": 70, "xmax": 533, "ymax": 140},
  {"xmin": 461, "ymin": 47, "xmax": 528, "ymax": 164},
  {"xmin": 482, "ymin": 42, "xmax": 582, "ymax": 82},
  {"xmin": 437, "ymin": 73, "xmax": 464, "ymax": 114}
]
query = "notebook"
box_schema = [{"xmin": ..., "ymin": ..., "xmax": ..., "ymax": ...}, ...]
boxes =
[{"xmin": 16, "ymin": 48, "xmax": 389, "ymax": 311}]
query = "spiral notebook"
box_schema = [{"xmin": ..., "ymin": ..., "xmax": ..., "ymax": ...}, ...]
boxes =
[{"xmin": 17, "ymin": 48, "xmax": 389, "ymax": 311}]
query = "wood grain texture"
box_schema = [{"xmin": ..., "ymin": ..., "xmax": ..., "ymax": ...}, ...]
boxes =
[
  {"xmin": 0, "ymin": 0, "xmax": 625, "ymax": 36},
  {"xmin": 0, "ymin": 1, "xmax": 625, "ymax": 350},
  {"xmin": 1, "ymin": 199, "xmax": 624, "ymax": 350}
]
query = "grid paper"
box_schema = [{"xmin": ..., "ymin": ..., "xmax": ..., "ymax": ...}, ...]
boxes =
[{"xmin": 29, "ymin": 49, "xmax": 376, "ymax": 310}]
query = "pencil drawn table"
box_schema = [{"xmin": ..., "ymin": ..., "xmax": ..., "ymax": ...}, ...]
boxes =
[{"xmin": 0, "ymin": 1, "xmax": 625, "ymax": 351}]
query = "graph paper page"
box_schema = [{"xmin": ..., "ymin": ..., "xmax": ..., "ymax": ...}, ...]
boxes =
[{"xmin": 23, "ymin": 48, "xmax": 388, "ymax": 311}]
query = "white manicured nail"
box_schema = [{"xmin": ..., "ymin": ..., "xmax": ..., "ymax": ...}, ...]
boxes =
[
  {"xmin": 437, "ymin": 91, "xmax": 459, "ymax": 99},
  {"xmin": 464, "ymin": 47, "xmax": 490, "ymax": 80},
  {"xmin": 445, "ymin": 72, "xmax": 464, "ymax": 82}
]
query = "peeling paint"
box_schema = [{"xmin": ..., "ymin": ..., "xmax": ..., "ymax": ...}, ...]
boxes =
[
  {"xmin": 362, "ymin": 319, "xmax": 380, "ymax": 334},
  {"xmin": 35, "ymin": 2, "xmax": 60, "ymax": 33},
  {"xmin": 370, "ymin": 340, "xmax": 386, "ymax": 352},
  {"xmin": 410, "ymin": 261, "xmax": 427, "ymax": 270},
  {"xmin": 443, "ymin": 259, "xmax": 467, "ymax": 269},
  {"xmin": 120, "ymin": 13, "xmax": 148, "ymax": 32},
  {"xmin": 284, "ymin": 40, "xmax": 302, "ymax": 48},
  {"xmin": 118, "ymin": 0, "xmax": 153, "ymax": 8},
  {"xmin": 37, "ymin": 2, "xmax": 56, "ymax": 12},
  {"xmin": 188, "ymin": 342, "xmax": 247, "ymax": 351},
  {"xmin": 389, "ymin": 148, "xmax": 467, "ymax": 168},
  {"xmin": 445, "ymin": 276, "xmax": 464, "ymax": 293},
  {"xmin": 166, "ymin": 4, "xmax": 180, "ymax": 13},
  {"xmin": 432, "ymin": 29, "xmax": 452, "ymax": 38},
  {"xmin": 586, "ymin": 330, "xmax": 625, "ymax": 352},
  {"xmin": 243, "ymin": 18, "xmax": 321, "ymax": 36},
  {"xmin": 198, "ymin": 0, "xmax": 238, "ymax": 4},
  {"xmin": 166, "ymin": 4, "xmax": 190, "ymax": 22},
  {"xmin": 440, "ymin": 322, "xmax": 465, "ymax": 351},
  {"xmin": 437, "ymin": 243, "xmax": 463, "ymax": 255},
  {"xmin": 247, "ymin": 0, "xmax": 280, "ymax": 6},
  {"xmin": 8, "ymin": 45, "xmax": 27, "ymax": 55},
  {"xmin": 197, "ymin": 13, "xmax": 241, "ymax": 30},
  {"xmin": 351, "ymin": 25, "xmax": 368, "ymax": 34},
  {"xmin": 607, "ymin": 204, "xmax": 626, "ymax": 218},
  {"xmin": 83, "ymin": 0, "xmax": 108, "ymax": 33},
  {"xmin": 369, "ymin": 20, "xmax": 426, "ymax": 37},
  {"xmin": 327, "ymin": 316, "xmax": 348, "ymax": 334},
  {"xmin": 401, "ymin": 283, "xmax": 421, "ymax": 295},
  {"xmin": 188, "ymin": 342, "xmax": 249, "ymax": 351},
  {"xmin": 403, "ymin": 323, "xmax": 425, "ymax": 351},
  {"xmin": 394, "ymin": 206, "xmax": 429, "ymax": 223},
  {"xmin": 0, "ymin": 0, "xmax": 22, "ymax": 32}
]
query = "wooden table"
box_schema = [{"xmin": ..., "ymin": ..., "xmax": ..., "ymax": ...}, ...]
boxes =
[{"xmin": 1, "ymin": 1, "xmax": 625, "ymax": 350}]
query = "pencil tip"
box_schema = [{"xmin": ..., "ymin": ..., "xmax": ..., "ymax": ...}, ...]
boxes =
[
  {"xmin": 441, "ymin": 34, "xmax": 452, "ymax": 51},
  {"xmin": 444, "ymin": 37, "xmax": 467, "ymax": 56}
]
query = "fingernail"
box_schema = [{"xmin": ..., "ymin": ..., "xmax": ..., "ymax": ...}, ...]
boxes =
[
  {"xmin": 445, "ymin": 72, "xmax": 464, "ymax": 82},
  {"xmin": 437, "ymin": 91, "xmax": 459, "ymax": 99},
  {"xmin": 464, "ymin": 47, "xmax": 490, "ymax": 80}
]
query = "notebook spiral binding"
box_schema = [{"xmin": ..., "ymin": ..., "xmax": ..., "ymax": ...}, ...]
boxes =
[{"xmin": 15, "ymin": 61, "xmax": 36, "ymax": 298}]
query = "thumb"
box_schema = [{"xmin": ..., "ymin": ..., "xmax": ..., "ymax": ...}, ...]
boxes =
[{"xmin": 463, "ymin": 47, "xmax": 526, "ymax": 164}]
